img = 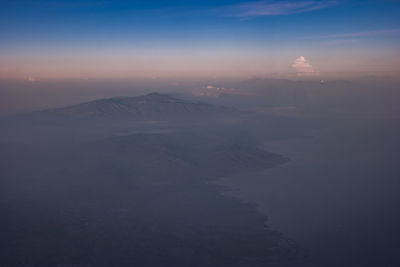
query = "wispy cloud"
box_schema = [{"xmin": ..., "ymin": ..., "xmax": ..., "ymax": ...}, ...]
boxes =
[
  {"xmin": 322, "ymin": 29, "xmax": 400, "ymax": 38},
  {"xmin": 214, "ymin": 0, "xmax": 338, "ymax": 18},
  {"xmin": 321, "ymin": 39, "xmax": 360, "ymax": 45}
]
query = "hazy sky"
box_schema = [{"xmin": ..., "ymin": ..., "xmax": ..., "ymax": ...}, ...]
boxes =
[{"xmin": 1, "ymin": 0, "xmax": 399, "ymax": 79}]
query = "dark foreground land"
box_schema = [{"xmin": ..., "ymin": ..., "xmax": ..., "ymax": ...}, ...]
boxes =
[{"xmin": 0, "ymin": 94, "xmax": 298, "ymax": 266}]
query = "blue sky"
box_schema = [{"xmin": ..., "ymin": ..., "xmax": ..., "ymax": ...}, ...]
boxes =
[{"xmin": 1, "ymin": 0, "xmax": 399, "ymax": 78}]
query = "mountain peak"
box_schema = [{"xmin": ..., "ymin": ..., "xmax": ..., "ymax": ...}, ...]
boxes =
[
  {"xmin": 147, "ymin": 92, "xmax": 161, "ymax": 96},
  {"xmin": 142, "ymin": 92, "xmax": 173, "ymax": 100},
  {"xmin": 37, "ymin": 92, "xmax": 236, "ymax": 120}
]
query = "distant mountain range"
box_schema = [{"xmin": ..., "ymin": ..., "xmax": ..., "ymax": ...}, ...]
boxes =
[{"xmin": 189, "ymin": 78, "xmax": 363, "ymax": 110}]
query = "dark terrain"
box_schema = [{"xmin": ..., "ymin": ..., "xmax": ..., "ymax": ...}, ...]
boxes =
[
  {"xmin": 0, "ymin": 93, "xmax": 297, "ymax": 266},
  {"xmin": 1, "ymin": 78, "xmax": 399, "ymax": 266}
]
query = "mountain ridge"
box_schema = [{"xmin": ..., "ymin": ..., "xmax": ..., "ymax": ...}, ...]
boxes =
[{"xmin": 38, "ymin": 92, "xmax": 237, "ymax": 120}]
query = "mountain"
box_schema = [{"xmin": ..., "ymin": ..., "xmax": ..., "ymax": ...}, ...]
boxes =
[
  {"xmin": 39, "ymin": 92, "xmax": 237, "ymax": 120},
  {"xmin": 0, "ymin": 93, "xmax": 243, "ymax": 144}
]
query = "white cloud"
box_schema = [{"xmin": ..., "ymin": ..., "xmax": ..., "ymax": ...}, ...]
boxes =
[{"xmin": 292, "ymin": 56, "xmax": 318, "ymax": 76}]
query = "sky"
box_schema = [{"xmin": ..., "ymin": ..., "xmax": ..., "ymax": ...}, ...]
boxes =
[{"xmin": 0, "ymin": 0, "xmax": 399, "ymax": 79}]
